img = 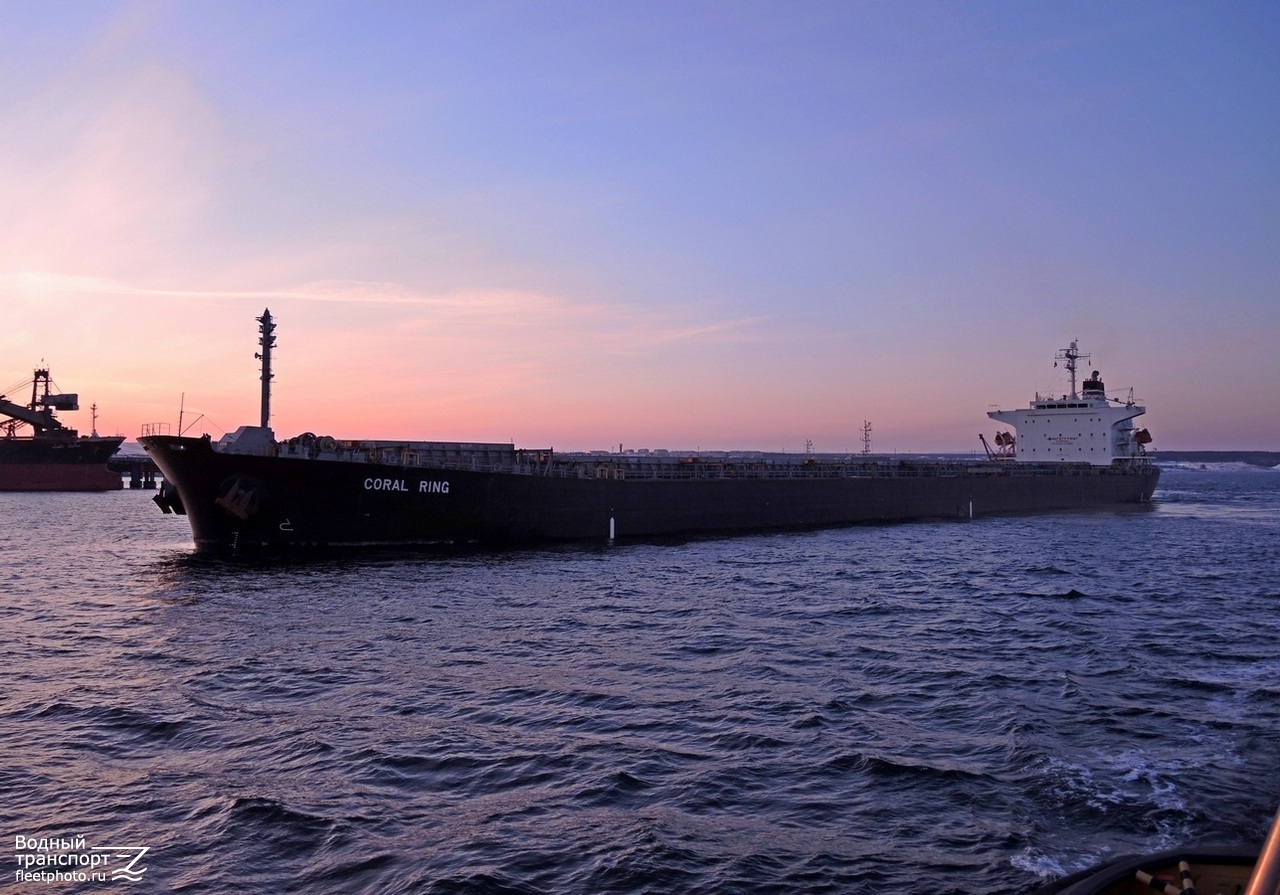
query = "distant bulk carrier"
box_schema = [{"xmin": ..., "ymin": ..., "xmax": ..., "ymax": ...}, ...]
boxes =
[
  {"xmin": 1, "ymin": 369, "xmax": 123, "ymax": 491},
  {"xmin": 142, "ymin": 311, "xmax": 1159, "ymax": 552}
]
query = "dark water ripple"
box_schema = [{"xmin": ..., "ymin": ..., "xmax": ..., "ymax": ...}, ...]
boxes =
[{"xmin": 2, "ymin": 467, "xmax": 1279, "ymax": 893}]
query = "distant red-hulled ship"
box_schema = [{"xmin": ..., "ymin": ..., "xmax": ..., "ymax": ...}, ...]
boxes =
[{"xmin": 0, "ymin": 368, "xmax": 123, "ymax": 491}]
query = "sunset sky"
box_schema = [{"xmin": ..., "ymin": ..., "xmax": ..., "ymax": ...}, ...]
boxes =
[{"xmin": 2, "ymin": 2, "xmax": 1277, "ymax": 453}]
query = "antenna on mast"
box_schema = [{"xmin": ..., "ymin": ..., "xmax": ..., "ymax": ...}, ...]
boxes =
[
  {"xmin": 1055, "ymin": 340, "xmax": 1089, "ymax": 400},
  {"xmin": 255, "ymin": 309, "xmax": 276, "ymax": 429}
]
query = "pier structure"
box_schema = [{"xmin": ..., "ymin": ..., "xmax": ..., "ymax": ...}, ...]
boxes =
[{"xmin": 107, "ymin": 456, "xmax": 161, "ymax": 489}]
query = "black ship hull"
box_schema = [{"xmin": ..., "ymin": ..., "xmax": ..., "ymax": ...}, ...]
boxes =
[
  {"xmin": 142, "ymin": 435, "xmax": 1160, "ymax": 553},
  {"xmin": 0, "ymin": 436, "xmax": 124, "ymax": 491}
]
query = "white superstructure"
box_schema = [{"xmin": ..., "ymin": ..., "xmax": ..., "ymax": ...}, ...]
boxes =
[{"xmin": 986, "ymin": 342, "xmax": 1152, "ymax": 466}]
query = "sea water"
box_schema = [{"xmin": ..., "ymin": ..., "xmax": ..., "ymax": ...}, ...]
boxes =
[{"xmin": 2, "ymin": 466, "xmax": 1278, "ymax": 894}]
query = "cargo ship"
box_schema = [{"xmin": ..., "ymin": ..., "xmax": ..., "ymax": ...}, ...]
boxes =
[
  {"xmin": 1, "ymin": 368, "xmax": 124, "ymax": 491},
  {"xmin": 142, "ymin": 311, "xmax": 1159, "ymax": 552}
]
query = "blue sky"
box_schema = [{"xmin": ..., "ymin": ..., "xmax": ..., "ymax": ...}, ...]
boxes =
[{"xmin": 2, "ymin": 1, "xmax": 1277, "ymax": 451}]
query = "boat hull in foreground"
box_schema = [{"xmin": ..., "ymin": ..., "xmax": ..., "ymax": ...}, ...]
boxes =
[{"xmin": 1030, "ymin": 846, "xmax": 1258, "ymax": 895}]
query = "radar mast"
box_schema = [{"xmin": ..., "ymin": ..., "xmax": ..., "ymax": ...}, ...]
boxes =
[
  {"xmin": 255, "ymin": 309, "xmax": 276, "ymax": 429},
  {"xmin": 1055, "ymin": 340, "xmax": 1090, "ymax": 400}
]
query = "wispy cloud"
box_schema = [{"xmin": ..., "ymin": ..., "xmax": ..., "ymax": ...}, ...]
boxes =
[{"xmin": 2, "ymin": 270, "xmax": 768, "ymax": 350}]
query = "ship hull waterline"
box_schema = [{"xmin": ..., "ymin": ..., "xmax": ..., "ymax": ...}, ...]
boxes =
[{"xmin": 142, "ymin": 435, "xmax": 1160, "ymax": 553}]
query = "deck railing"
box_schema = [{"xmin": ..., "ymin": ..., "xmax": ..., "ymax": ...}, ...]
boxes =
[{"xmin": 269, "ymin": 437, "xmax": 1154, "ymax": 482}]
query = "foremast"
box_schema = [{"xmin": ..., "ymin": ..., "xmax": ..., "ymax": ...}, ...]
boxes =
[
  {"xmin": 256, "ymin": 309, "xmax": 276, "ymax": 429},
  {"xmin": 209, "ymin": 309, "xmax": 280, "ymax": 457}
]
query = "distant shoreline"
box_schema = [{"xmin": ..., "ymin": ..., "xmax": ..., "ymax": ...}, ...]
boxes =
[{"xmin": 1153, "ymin": 451, "xmax": 1280, "ymax": 468}]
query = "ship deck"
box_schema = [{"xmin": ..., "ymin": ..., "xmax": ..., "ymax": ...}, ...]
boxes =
[{"xmin": 273, "ymin": 438, "xmax": 1152, "ymax": 482}]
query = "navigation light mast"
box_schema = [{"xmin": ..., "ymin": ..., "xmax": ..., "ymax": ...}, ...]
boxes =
[{"xmin": 256, "ymin": 309, "xmax": 276, "ymax": 428}]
